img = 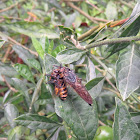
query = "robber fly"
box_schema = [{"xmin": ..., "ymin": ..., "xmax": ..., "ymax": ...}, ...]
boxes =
[{"xmin": 50, "ymin": 65, "xmax": 93, "ymax": 105}]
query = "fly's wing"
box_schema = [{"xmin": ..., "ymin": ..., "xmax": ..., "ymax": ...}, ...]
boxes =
[
  {"xmin": 64, "ymin": 74, "xmax": 93, "ymax": 105},
  {"xmin": 62, "ymin": 67, "xmax": 93, "ymax": 105},
  {"xmin": 72, "ymin": 82, "xmax": 93, "ymax": 105}
]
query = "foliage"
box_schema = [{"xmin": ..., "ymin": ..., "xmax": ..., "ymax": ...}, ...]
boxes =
[{"xmin": 0, "ymin": 0, "xmax": 140, "ymax": 140}]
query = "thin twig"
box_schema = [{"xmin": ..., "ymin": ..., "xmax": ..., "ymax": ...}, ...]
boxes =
[
  {"xmin": 0, "ymin": 32, "xmax": 38, "ymax": 56},
  {"xmin": 0, "ymin": 16, "xmax": 21, "ymax": 20},
  {"xmin": 0, "ymin": 2, "xmax": 18, "ymax": 13},
  {"xmin": 103, "ymin": 87, "xmax": 120, "ymax": 97},
  {"xmin": 85, "ymin": 0, "xmax": 102, "ymax": 12},
  {"xmin": 65, "ymin": 1, "xmax": 108, "ymax": 23},
  {"xmin": 2, "ymin": 45, "xmax": 12, "ymax": 63},
  {"xmin": 78, "ymin": 19, "xmax": 128, "ymax": 41},
  {"xmin": 105, "ymin": 77, "xmax": 118, "ymax": 92},
  {"xmin": 129, "ymin": 105, "xmax": 140, "ymax": 112},
  {"xmin": 29, "ymin": 77, "xmax": 44, "ymax": 113},
  {"xmin": 66, "ymin": 1, "xmax": 98, "ymax": 23},
  {"xmin": 90, "ymin": 54, "xmax": 116, "ymax": 79},
  {"xmin": 2, "ymin": 75, "xmax": 18, "ymax": 93},
  {"xmin": 99, "ymin": 120, "xmax": 106, "ymax": 126},
  {"xmin": 78, "ymin": 25, "xmax": 99, "ymax": 41},
  {"xmin": 95, "ymin": 66, "xmax": 121, "ymax": 97},
  {"xmin": 8, "ymin": 36, "xmax": 38, "ymax": 56},
  {"xmin": 120, "ymin": 0, "xmax": 134, "ymax": 9}
]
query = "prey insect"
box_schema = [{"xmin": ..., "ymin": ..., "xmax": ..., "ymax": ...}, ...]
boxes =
[
  {"xmin": 47, "ymin": 68, "xmax": 68, "ymax": 101},
  {"xmin": 47, "ymin": 65, "xmax": 93, "ymax": 106}
]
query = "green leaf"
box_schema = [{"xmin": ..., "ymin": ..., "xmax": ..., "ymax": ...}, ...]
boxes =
[
  {"xmin": 14, "ymin": 64, "xmax": 35, "ymax": 84},
  {"xmin": 0, "ymin": 63, "xmax": 18, "ymax": 77},
  {"xmin": 27, "ymin": 59, "xmax": 41, "ymax": 73},
  {"xmin": 48, "ymin": 40, "xmax": 54, "ymax": 54},
  {"xmin": 0, "ymin": 39, "xmax": 5, "ymax": 48},
  {"xmin": 86, "ymin": 57, "xmax": 96, "ymax": 82},
  {"xmin": 40, "ymin": 37, "xmax": 50, "ymax": 53},
  {"xmin": 116, "ymin": 44, "xmax": 140, "ymax": 100},
  {"xmin": 35, "ymin": 99, "xmax": 51, "ymax": 105},
  {"xmin": 52, "ymin": 44, "xmax": 66, "ymax": 57},
  {"xmin": 44, "ymin": 53, "xmax": 60, "ymax": 74},
  {"xmin": 46, "ymin": 127, "xmax": 60, "ymax": 140},
  {"xmin": 54, "ymin": 88, "xmax": 98, "ymax": 140},
  {"xmin": 58, "ymin": 25, "xmax": 75, "ymax": 37},
  {"xmin": 12, "ymin": 78, "xmax": 31, "ymax": 107},
  {"xmin": 56, "ymin": 48, "xmax": 86, "ymax": 64},
  {"xmin": 12, "ymin": 45, "xmax": 35, "ymax": 66},
  {"xmin": 86, "ymin": 77, "xmax": 104, "ymax": 99},
  {"xmin": 31, "ymin": 37, "xmax": 44, "ymax": 59},
  {"xmin": 9, "ymin": 126, "xmax": 27, "ymax": 140},
  {"xmin": 30, "ymin": 78, "xmax": 43, "ymax": 112},
  {"xmin": 107, "ymin": 15, "xmax": 140, "ymax": 57},
  {"xmin": 8, "ymin": 126, "xmax": 25, "ymax": 140},
  {"xmin": 113, "ymin": 98, "xmax": 140, "ymax": 140},
  {"xmin": 131, "ymin": 112, "xmax": 140, "ymax": 124},
  {"xmin": 4, "ymin": 104, "xmax": 19, "ymax": 128},
  {"xmin": 3, "ymin": 90, "xmax": 12, "ymax": 104},
  {"xmin": 105, "ymin": 1, "xmax": 118, "ymax": 20},
  {"xmin": 1, "ymin": 21, "xmax": 59, "ymax": 39},
  {"xmin": 15, "ymin": 114, "xmax": 60, "ymax": 130}
]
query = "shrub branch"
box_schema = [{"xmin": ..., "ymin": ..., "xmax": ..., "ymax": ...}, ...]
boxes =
[{"xmin": 84, "ymin": 35, "xmax": 140, "ymax": 49}]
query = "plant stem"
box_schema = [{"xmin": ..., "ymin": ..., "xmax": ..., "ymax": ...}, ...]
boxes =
[
  {"xmin": 29, "ymin": 77, "xmax": 44, "ymax": 113},
  {"xmin": 90, "ymin": 54, "xmax": 116, "ymax": 79},
  {"xmin": 84, "ymin": 35, "xmax": 140, "ymax": 50},
  {"xmin": 63, "ymin": 121, "xmax": 73, "ymax": 140}
]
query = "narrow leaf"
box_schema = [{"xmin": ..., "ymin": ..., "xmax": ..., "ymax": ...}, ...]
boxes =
[
  {"xmin": 14, "ymin": 64, "xmax": 35, "ymax": 84},
  {"xmin": 86, "ymin": 57, "xmax": 96, "ymax": 82},
  {"xmin": 56, "ymin": 48, "xmax": 86, "ymax": 64},
  {"xmin": 27, "ymin": 59, "xmax": 41, "ymax": 72},
  {"xmin": 113, "ymin": 98, "xmax": 140, "ymax": 140},
  {"xmin": 4, "ymin": 104, "xmax": 19, "ymax": 128},
  {"xmin": 0, "ymin": 39, "xmax": 5, "ymax": 48},
  {"xmin": 12, "ymin": 45, "xmax": 35, "ymax": 66},
  {"xmin": 107, "ymin": 15, "xmax": 140, "ymax": 57},
  {"xmin": 8, "ymin": 126, "xmax": 25, "ymax": 140},
  {"xmin": 52, "ymin": 44, "xmax": 66, "ymax": 57},
  {"xmin": 32, "ymin": 37, "xmax": 44, "ymax": 59},
  {"xmin": 12, "ymin": 78, "xmax": 31, "ymax": 107},
  {"xmin": 116, "ymin": 44, "xmax": 140, "ymax": 100},
  {"xmin": 0, "ymin": 63, "xmax": 18, "ymax": 77},
  {"xmin": 54, "ymin": 88, "xmax": 98, "ymax": 140},
  {"xmin": 44, "ymin": 53, "xmax": 60, "ymax": 74},
  {"xmin": 86, "ymin": 77, "xmax": 104, "ymax": 99},
  {"xmin": 115, "ymin": 1, "xmax": 140, "ymax": 33},
  {"xmin": 15, "ymin": 114, "xmax": 60, "ymax": 130},
  {"xmin": 3, "ymin": 90, "xmax": 12, "ymax": 104},
  {"xmin": 30, "ymin": 78, "xmax": 43, "ymax": 112},
  {"xmin": 1, "ymin": 21, "xmax": 59, "ymax": 39},
  {"xmin": 48, "ymin": 40, "xmax": 54, "ymax": 54}
]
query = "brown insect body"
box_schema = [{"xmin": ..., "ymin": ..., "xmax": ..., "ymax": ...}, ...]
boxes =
[
  {"xmin": 59, "ymin": 66, "xmax": 93, "ymax": 105},
  {"xmin": 47, "ymin": 66, "xmax": 93, "ymax": 105},
  {"xmin": 55, "ymin": 79, "xmax": 68, "ymax": 101},
  {"xmin": 48, "ymin": 70, "xmax": 68, "ymax": 101}
]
